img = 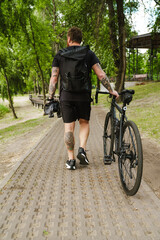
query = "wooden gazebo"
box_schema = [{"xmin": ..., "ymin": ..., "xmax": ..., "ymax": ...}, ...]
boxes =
[{"xmin": 127, "ymin": 32, "xmax": 160, "ymax": 80}]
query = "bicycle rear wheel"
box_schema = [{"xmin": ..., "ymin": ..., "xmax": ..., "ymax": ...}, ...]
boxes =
[
  {"xmin": 103, "ymin": 113, "xmax": 114, "ymax": 164},
  {"xmin": 118, "ymin": 120, "xmax": 143, "ymax": 196}
]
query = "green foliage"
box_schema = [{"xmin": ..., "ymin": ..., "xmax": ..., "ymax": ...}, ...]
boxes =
[
  {"xmin": 0, "ymin": 0, "xmax": 159, "ymax": 101},
  {"xmin": 153, "ymin": 2, "xmax": 160, "ymax": 32},
  {"xmin": 0, "ymin": 104, "xmax": 10, "ymax": 118}
]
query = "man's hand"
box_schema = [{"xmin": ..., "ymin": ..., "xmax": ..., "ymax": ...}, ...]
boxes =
[{"xmin": 109, "ymin": 90, "xmax": 119, "ymax": 99}]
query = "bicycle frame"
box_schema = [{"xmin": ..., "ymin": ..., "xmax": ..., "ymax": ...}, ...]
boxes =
[
  {"xmin": 95, "ymin": 90, "xmax": 128, "ymax": 156},
  {"xmin": 95, "ymin": 89, "xmax": 136, "ymax": 157},
  {"xmin": 111, "ymin": 96, "xmax": 127, "ymax": 155}
]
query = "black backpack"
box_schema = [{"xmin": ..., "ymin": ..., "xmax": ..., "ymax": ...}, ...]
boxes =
[{"xmin": 59, "ymin": 45, "xmax": 91, "ymax": 93}]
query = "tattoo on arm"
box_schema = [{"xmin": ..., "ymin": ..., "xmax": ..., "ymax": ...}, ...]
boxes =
[
  {"xmin": 49, "ymin": 84, "xmax": 56, "ymax": 99},
  {"xmin": 101, "ymin": 77, "xmax": 113, "ymax": 92},
  {"xmin": 64, "ymin": 132, "xmax": 74, "ymax": 151},
  {"xmin": 49, "ymin": 67, "xmax": 59, "ymax": 98},
  {"xmin": 52, "ymin": 67, "xmax": 58, "ymax": 77},
  {"xmin": 95, "ymin": 64, "xmax": 113, "ymax": 92},
  {"xmin": 96, "ymin": 63, "xmax": 102, "ymax": 70}
]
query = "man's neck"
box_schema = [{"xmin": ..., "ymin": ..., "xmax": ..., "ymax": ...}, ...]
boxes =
[{"xmin": 68, "ymin": 42, "xmax": 80, "ymax": 47}]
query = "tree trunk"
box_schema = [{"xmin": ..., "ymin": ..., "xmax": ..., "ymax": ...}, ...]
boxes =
[
  {"xmin": 3, "ymin": 69, "xmax": 18, "ymax": 119},
  {"xmin": 95, "ymin": 0, "xmax": 106, "ymax": 43},
  {"xmin": 29, "ymin": 15, "xmax": 46, "ymax": 106},
  {"xmin": 115, "ymin": 0, "xmax": 126, "ymax": 92},
  {"xmin": 107, "ymin": 0, "xmax": 120, "ymax": 72},
  {"xmin": 33, "ymin": 77, "xmax": 37, "ymax": 94},
  {"xmin": 52, "ymin": 0, "xmax": 59, "ymax": 53},
  {"xmin": 36, "ymin": 75, "xmax": 40, "ymax": 95},
  {"xmin": 36, "ymin": 55, "xmax": 46, "ymax": 105}
]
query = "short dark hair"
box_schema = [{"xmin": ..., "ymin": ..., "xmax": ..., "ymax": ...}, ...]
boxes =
[{"xmin": 67, "ymin": 27, "xmax": 82, "ymax": 44}]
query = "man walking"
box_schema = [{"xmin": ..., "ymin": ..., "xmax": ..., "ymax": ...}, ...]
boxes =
[{"xmin": 49, "ymin": 26, "xmax": 119, "ymax": 170}]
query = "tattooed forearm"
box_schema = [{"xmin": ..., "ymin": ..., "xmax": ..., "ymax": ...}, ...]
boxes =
[
  {"xmin": 96, "ymin": 63, "xmax": 102, "ymax": 70},
  {"xmin": 52, "ymin": 67, "xmax": 58, "ymax": 76},
  {"xmin": 101, "ymin": 77, "xmax": 113, "ymax": 92},
  {"xmin": 48, "ymin": 67, "xmax": 59, "ymax": 99},
  {"xmin": 93, "ymin": 64, "xmax": 113, "ymax": 92},
  {"xmin": 49, "ymin": 84, "xmax": 56, "ymax": 99},
  {"xmin": 64, "ymin": 132, "xmax": 74, "ymax": 151}
]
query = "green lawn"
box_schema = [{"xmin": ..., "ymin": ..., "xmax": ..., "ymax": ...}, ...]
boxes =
[
  {"xmin": 0, "ymin": 117, "xmax": 46, "ymax": 142},
  {"xmin": 98, "ymin": 82, "xmax": 160, "ymax": 143}
]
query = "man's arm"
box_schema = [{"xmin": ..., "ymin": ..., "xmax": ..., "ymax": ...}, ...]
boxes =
[
  {"xmin": 92, "ymin": 63, "xmax": 119, "ymax": 98},
  {"xmin": 49, "ymin": 67, "xmax": 59, "ymax": 99}
]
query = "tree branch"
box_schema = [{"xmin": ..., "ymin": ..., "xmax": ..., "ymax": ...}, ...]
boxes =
[{"xmin": 154, "ymin": 0, "xmax": 160, "ymax": 6}]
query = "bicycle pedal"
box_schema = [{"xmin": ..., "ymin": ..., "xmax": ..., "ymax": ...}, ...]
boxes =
[{"xmin": 103, "ymin": 156, "xmax": 112, "ymax": 165}]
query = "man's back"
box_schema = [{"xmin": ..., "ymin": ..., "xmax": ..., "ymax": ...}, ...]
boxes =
[{"xmin": 52, "ymin": 45, "xmax": 100, "ymax": 102}]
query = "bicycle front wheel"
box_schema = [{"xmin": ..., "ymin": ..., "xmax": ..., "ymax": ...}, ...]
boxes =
[
  {"xmin": 103, "ymin": 113, "xmax": 114, "ymax": 164},
  {"xmin": 118, "ymin": 120, "xmax": 143, "ymax": 196}
]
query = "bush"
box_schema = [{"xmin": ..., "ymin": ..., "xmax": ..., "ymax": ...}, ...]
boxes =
[{"xmin": 0, "ymin": 104, "xmax": 10, "ymax": 118}]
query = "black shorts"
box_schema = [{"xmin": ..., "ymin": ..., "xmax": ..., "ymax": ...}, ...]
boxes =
[{"xmin": 60, "ymin": 101, "xmax": 91, "ymax": 123}]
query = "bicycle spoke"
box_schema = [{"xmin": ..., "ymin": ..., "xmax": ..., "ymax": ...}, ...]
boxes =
[{"xmin": 118, "ymin": 121, "xmax": 143, "ymax": 195}]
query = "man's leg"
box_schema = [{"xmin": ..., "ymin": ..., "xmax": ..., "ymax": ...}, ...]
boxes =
[
  {"xmin": 77, "ymin": 119, "xmax": 90, "ymax": 165},
  {"xmin": 64, "ymin": 122, "xmax": 75, "ymax": 160},
  {"xmin": 79, "ymin": 119, "xmax": 90, "ymax": 150}
]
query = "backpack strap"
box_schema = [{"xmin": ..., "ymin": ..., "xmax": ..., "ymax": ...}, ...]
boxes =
[{"xmin": 60, "ymin": 45, "xmax": 89, "ymax": 60}]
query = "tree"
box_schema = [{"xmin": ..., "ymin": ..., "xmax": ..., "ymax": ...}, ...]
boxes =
[
  {"xmin": 154, "ymin": 0, "xmax": 160, "ymax": 6},
  {"xmin": 0, "ymin": 0, "xmax": 26, "ymax": 118},
  {"xmin": 106, "ymin": 0, "xmax": 139, "ymax": 92},
  {"xmin": 1, "ymin": 0, "xmax": 154, "ymax": 109}
]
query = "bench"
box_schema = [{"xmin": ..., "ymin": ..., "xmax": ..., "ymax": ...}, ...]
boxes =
[
  {"xmin": 29, "ymin": 95, "xmax": 60, "ymax": 109},
  {"xmin": 29, "ymin": 95, "xmax": 44, "ymax": 109},
  {"xmin": 132, "ymin": 74, "xmax": 148, "ymax": 81}
]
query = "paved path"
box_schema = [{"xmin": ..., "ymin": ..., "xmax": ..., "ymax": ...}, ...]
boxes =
[{"xmin": 0, "ymin": 106, "xmax": 160, "ymax": 240}]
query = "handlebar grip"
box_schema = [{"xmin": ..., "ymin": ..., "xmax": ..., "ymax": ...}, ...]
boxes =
[{"xmin": 130, "ymin": 90, "xmax": 135, "ymax": 94}]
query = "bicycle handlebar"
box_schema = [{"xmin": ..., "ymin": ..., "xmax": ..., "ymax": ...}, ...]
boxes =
[
  {"xmin": 119, "ymin": 89, "xmax": 135, "ymax": 95},
  {"xmin": 95, "ymin": 89, "xmax": 135, "ymax": 103}
]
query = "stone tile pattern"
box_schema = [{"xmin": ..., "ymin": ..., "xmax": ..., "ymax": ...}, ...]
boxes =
[{"xmin": 0, "ymin": 107, "xmax": 160, "ymax": 240}]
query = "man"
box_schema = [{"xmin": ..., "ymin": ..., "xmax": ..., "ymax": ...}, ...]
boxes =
[{"xmin": 49, "ymin": 26, "xmax": 119, "ymax": 170}]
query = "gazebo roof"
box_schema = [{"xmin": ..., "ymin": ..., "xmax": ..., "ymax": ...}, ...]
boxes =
[{"xmin": 127, "ymin": 32, "xmax": 160, "ymax": 49}]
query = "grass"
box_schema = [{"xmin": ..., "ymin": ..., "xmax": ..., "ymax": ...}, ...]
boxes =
[
  {"xmin": 0, "ymin": 104, "xmax": 10, "ymax": 118},
  {"xmin": 98, "ymin": 82, "xmax": 160, "ymax": 143},
  {"xmin": 128, "ymin": 82, "xmax": 160, "ymax": 100},
  {"xmin": 0, "ymin": 117, "xmax": 47, "ymax": 142}
]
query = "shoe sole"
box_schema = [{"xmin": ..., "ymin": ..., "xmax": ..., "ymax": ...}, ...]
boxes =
[
  {"xmin": 77, "ymin": 153, "xmax": 89, "ymax": 165},
  {"xmin": 66, "ymin": 163, "xmax": 76, "ymax": 170},
  {"xmin": 103, "ymin": 157, "xmax": 112, "ymax": 165},
  {"xmin": 104, "ymin": 160, "xmax": 112, "ymax": 165}
]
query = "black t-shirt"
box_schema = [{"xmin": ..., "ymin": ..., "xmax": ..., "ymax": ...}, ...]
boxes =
[{"xmin": 52, "ymin": 46, "xmax": 100, "ymax": 101}]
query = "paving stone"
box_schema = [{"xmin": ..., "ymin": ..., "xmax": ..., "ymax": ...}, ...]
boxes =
[{"xmin": 0, "ymin": 106, "xmax": 160, "ymax": 240}]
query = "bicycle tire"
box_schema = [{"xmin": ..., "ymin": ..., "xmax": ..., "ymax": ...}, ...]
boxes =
[
  {"xmin": 103, "ymin": 112, "xmax": 114, "ymax": 164},
  {"xmin": 118, "ymin": 120, "xmax": 143, "ymax": 196}
]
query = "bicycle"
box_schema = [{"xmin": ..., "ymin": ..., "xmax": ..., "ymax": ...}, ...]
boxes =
[{"xmin": 95, "ymin": 89, "xmax": 143, "ymax": 196}]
